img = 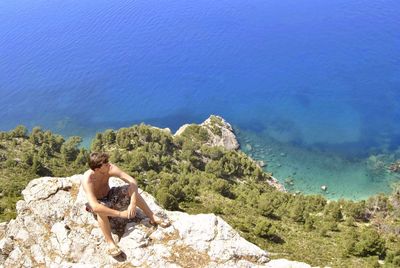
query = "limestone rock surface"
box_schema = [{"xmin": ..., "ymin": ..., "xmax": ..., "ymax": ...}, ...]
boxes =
[
  {"xmin": 200, "ymin": 115, "xmax": 240, "ymax": 150},
  {"xmin": 0, "ymin": 175, "xmax": 310, "ymax": 268},
  {"xmin": 175, "ymin": 115, "xmax": 239, "ymax": 151}
]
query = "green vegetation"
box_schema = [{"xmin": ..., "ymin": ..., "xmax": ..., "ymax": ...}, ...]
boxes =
[
  {"xmin": 0, "ymin": 126, "xmax": 88, "ymax": 220},
  {"xmin": 1, "ymin": 123, "xmax": 400, "ymax": 267}
]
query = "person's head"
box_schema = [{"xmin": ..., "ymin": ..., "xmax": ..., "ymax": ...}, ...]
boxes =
[{"xmin": 89, "ymin": 152, "xmax": 110, "ymax": 171}]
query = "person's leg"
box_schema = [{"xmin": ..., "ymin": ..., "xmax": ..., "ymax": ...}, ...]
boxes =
[
  {"xmin": 135, "ymin": 192, "xmax": 156, "ymax": 220},
  {"xmin": 88, "ymin": 196, "xmax": 122, "ymax": 255},
  {"xmin": 127, "ymin": 186, "xmax": 169, "ymax": 226},
  {"xmin": 96, "ymin": 213, "xmax": 115, "ymax": 245},
  {"xmin": 95, "ymin": 212, "xmax": 122, "ymax": 256},
  {"xmin": 126, "ymin": 185, "xmax": 155, "ymax": 220}
]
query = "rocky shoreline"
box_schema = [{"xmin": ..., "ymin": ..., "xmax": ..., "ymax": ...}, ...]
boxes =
[{"xmin": 176, "ymin": 115, "xmax": 287, "ymax": 193}]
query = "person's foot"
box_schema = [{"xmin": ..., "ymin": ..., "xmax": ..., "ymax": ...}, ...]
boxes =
[
  {"xmin": 106, "ymin": 243, "xmax": 122, "ymax": 257},
  {"xmin": 149, "ymin": 215, "xmax": 171, "ymax": 228}
]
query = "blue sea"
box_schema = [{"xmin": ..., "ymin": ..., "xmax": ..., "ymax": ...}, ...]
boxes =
[{"xmin": 1, "ymin": 0, "xmax": 399, "ymax": 199}]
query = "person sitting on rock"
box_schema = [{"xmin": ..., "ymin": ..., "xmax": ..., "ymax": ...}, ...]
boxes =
[{"xmin": 82, "ymin": 152, "xmax": 170, "ymax": 256}]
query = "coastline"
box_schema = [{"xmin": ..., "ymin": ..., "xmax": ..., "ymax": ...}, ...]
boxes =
[
  {"xmin": 12, "ymin": 116, "xmax": 400, "ymax": 201},
  {"xmin": 235, "ymin": 126, "xmax": 400, "ymax": 201}
]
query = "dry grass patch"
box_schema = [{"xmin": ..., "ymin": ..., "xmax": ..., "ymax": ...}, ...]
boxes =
[{"xmin": 168, "ymin": 244, "xmax": 211, "ymax": 268}]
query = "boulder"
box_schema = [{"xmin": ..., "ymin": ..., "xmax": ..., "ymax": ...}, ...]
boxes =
[{"xmin": 256, "ymin": 160, "xmax": 266, "ymax": 167}]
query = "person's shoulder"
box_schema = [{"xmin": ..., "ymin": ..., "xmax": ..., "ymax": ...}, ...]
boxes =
[
  {"xmin": 108, "ymin": 163, "xmax": 117, "ymax": 173},
  {"xmin": 82, "ymin": 169, "xmax": 95, "ymax": 184},
  {"xmin": 108, "ymin": 163, "xmax": 124, "ymax": 175}
]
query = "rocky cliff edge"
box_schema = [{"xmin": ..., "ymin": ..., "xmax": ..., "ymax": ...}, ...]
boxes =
[{"xmin": 0, "ymin": 175, "xmax": 310, "ymax": 268}]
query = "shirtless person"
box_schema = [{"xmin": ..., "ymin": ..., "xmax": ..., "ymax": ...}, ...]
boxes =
[{"xmin": 82, "ymin": 152, "xmax": 169, "ymax": 256}]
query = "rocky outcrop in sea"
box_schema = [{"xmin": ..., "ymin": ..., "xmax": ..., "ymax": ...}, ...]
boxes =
[
  {"xmin": 175, "ymin": 115, "xmax": 285, "ymax": 192},
  {"xmin": 175, "ymin": 115, "xmax": 239, "ymax": 151}
]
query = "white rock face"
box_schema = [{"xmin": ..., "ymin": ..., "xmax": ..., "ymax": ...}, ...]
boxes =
[
  {"xmin": 0, "ymin": 222, "xmax": 7, "ymax": 239},
  {"xmin": 0, "ymin": 175, "xmax": 310, "ymax": 268},
  {"xmin": 175, "ymin": 124, "xmax": 191, "ymax": 136},
  {"xmin": 201, "ymin": 115, "xmax": 240, "ymax": 150},
  {"xmin": 174, "ymin": 116, "xmax": 240, "ymax": 151}
]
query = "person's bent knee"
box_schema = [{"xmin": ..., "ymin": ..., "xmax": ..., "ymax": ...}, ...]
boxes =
[
  {"xmin": 128, "ymin": 184, "xmax": 137, "ymax": 196},
  {"xmin": 95, "ymin": 211, "xmax": 110, "ymax": 219}
]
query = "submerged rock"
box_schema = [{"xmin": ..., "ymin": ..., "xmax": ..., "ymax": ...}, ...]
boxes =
[
  {"xmin": 285, "ymin": 178, "xmax": 294, "ymax": 186},
  {"xmin": 256, "ymin": 160, "xmax": 266, "ymax": 167},
  {"xmin": 388, "ymin": 160, "xmax": 400, "ymax": 173}
]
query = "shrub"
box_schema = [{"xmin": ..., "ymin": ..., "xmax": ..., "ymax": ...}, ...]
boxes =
[
  {"xmin": 212, "ymin": 179, "xmax": 233, "ymax": 198},
  {"xmin": 4, "ymin": 158, "xmax": 17, "ymax": 168},
  {"xmin": 343, "ymin": 200, "xmax": 369, "ymax": 222},
  {"xmin": 11, "ymin": 125, "xmax": 28, "ymax": 138},
  {"xmin": 254, "ymin": 219, "xmax": 274, "ymax": 238},
  {"xmin": 75, "ymin": 148, "xmax": 88, "ymax": 166},
  {"xmin": 29, "ymin": 127, "xmax": 44, "ymax": 145},
  {"xmin": 385, "ymin": 250, "xmax": 400, "ymax": 266},
  {"xmin": 354, "ymin": 228, "xmax": 386, "ymax": 258},
  {"xmin": 156, "ymin": 187, "xmax": 179, "ymax": 210},
  {"xmin": 258, "ymin": 193, "xmax": 278, "ymax": 218},
  {"xmin": 324, "ymin": 201, "xmax": 343, "ymax": 222},
  {"xmin": 288, "ymin": 199, "xmax": 306, "ymax": 223},
  {"xmin": 103, "ymin": 129, "xmax": 116, "ymax": 145},
  {"xmin": 61, "ymin": 136, "xmax": 82, "ymax": 162}
]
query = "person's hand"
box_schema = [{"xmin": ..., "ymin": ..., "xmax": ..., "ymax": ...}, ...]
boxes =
[
  {"xmin": 127, "ymin": 203, "xmax": 136, "ymax": 219},
  {"xmin": 119, "ymin": 210, "xmax": 128, "ymax": 219}
]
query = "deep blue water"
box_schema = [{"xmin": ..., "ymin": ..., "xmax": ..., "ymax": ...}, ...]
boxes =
[{"xmin": 1, "ymin": 0, "xmax": 399, "ymax": 198}]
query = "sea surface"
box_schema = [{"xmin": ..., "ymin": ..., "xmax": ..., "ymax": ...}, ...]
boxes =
[{"xmin": 1, "ymin": 0, "xmax": 399, "ymax": 199}]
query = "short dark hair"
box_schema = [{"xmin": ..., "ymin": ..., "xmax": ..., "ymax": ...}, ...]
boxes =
[{"xmin": 89, "ymin": 152, "xmax": 109, "ymax": 170}]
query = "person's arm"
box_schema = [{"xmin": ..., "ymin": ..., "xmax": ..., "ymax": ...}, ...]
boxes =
[
  {"xmin": 82, "ymin": 177, "xmax": 124, "ymax": 218},
  {"xmin": 109, "ymin": 164, "xmax": 138, "ymax": 219}
]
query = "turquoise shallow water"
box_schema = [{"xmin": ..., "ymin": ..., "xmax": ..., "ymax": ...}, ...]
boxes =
[
  {"xmin": 236, "ymin": 127, "xmax": 400, "ymax": 200},
  {"xmin": 0, "ymin": 0, "xmax": 400, "ymax": 199}
]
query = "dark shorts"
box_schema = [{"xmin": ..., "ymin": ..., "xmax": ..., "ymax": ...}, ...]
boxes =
[
  {"xmin": 85, "ymin": 185, "xmax": 131, "ymax": 213},
  {"xmin": 85, "ymin": 185, "xmax": 133, "ymax": 233}
]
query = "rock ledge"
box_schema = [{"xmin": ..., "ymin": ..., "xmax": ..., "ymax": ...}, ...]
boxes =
[{"xmin": 0, "ymin": 176, "xmax": 310, "ymax": 268}]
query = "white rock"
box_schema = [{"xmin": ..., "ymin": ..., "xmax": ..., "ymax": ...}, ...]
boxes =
[
  {"xmin": 22, "ymin": 177, "xmax": 72, "ymax": 203},
  {"xmin": 174, "ymin": 124, "xmax": 191, "ymax": 136},
  {"xmin": 201, "ymin": 116, "xmax": 240, "ymax": 150},
  {"xmin": 1, "ymin": 175, "xmax": 311, "ymax": 268},
  {"xmin": 4, "ymin": 246, "xmax": 22, "ymax": 267},
  {"xmin": 31, "ymin": 244, "xmax": 45, "ymax": 264},
  {"xmin": 15, "ymin": 228, "xmax": 30, "ymax": 243},
  {"xmin": 0, "ymin": 237, "xmax": 13, "ymax": 256},
  {"xmin": 174, "ymin": 116, "xmax": 240, "ymax": 151},
  {"xmin": 170, "ymin": 213, "xmax": 217, "ymax": 252},
  {"xmin": 51, "ymin": 222, "xmax": 71, "ymax": 255},
  {"xmin": 257, "ymin": 160, "xmax": 266, "ymax": 167},
  {"xmin": 0, "ymin": 222, "xmax": 7, "ymax": 239}
]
